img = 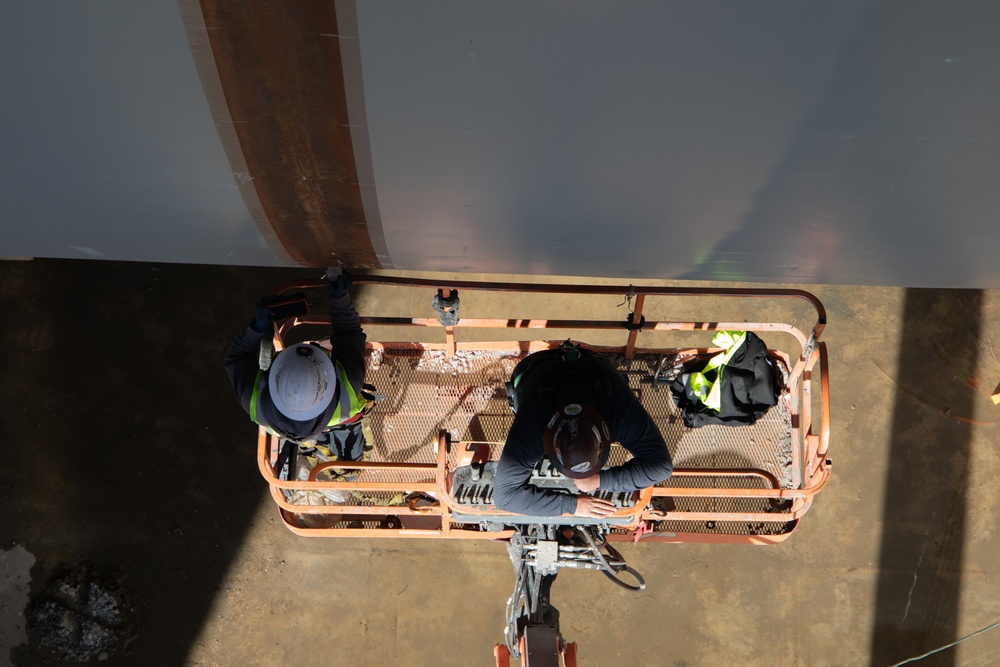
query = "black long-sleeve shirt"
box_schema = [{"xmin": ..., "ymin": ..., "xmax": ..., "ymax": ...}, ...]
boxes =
[
  {"xmin": 494, "ymin": 350, "xmax": 672, "ymax": 516},
  {"xmin": 224, "ymin": 292, "xmax": 366, "ymax": 440}
]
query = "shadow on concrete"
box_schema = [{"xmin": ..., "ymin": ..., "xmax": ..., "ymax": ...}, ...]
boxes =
[
  {"xmin": 1, "ymin": 258, "xmax": 312, "ymax": 666},
  {"xmin": 870, "ymin": 288, "xmax": 983, "ymax": 667}
]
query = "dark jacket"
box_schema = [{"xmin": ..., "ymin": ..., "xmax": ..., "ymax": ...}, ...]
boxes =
[
  {"xmin": 224, "ymin": 293, "xmax": 366, "ymax": 440},
  {"xmin": 669, "ymin": 331, "xmax": 780, "ymax": 428},
  {"xmin": 494, "ymin": 349, "xmax": 672, "ymax": 516}
]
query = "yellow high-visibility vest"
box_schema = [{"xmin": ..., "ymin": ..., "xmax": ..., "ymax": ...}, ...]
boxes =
[{"xmin": 687, "ymin": 330, "xmax": 747, "ymax": 412}]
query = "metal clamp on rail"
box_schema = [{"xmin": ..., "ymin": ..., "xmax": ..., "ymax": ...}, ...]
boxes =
[
  {"xmin": 625, "ymin": 312, "xmax": 646, "ymax": 331},
  {"xmin": 431, "ymin": 289, "xmax": 460, "ymax": 326}
]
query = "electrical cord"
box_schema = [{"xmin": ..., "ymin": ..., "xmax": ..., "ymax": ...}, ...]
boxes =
[{"xmin": 887, "ymin": 618, "xmax": 1000, "ymax": 666}]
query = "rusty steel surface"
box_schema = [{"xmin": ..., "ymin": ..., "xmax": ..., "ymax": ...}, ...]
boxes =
[
  {"xmin": 196, "ymin": 0, "xmax": 386, "ymax": 267},
  {"xmin": 256, "ymin": 276, "xmax": 831, "ymax": 543}
]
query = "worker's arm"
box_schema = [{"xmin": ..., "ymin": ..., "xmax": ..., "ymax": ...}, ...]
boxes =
[
  {"xmin": 494, "ymin": 412, "xmax": 579, "ymax": 517},
  {"xmin": 325, "ymin": 271, "xmax": 367, "ymax": 390},
  {"xmin": 223, "ymin": 320, "xmax": 269, "ymax": 416},
  {"xmin": 597, "ymin": 377, "xmax": 673, "ymax": 493}
]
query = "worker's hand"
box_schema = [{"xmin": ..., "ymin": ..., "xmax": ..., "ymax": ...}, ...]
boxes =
[
  {"xmin": 574, "ymin": 472, "xmax": 600, "ymax": 493},
  {"xmin": 573, "ymin": 494, "xmax": 617, "ymax": 518},
  {"xmin": 324, "ymin": 268, "xmax": 354, "ymax": 299},
  {"xmin": 252, "ymin": 296, "xmax": 281, "ymax": 333}
]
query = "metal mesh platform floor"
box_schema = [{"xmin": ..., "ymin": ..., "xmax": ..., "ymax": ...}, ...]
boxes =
[{"xmin": 362, "ymin": 346, "xmax": 794, "ymax": 488}]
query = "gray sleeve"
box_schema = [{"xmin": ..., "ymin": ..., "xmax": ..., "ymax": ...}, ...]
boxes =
[
  {"xmin": 223, "ymin": 322, "xmax": 268, "ymax": 416},
  {"xmin": 327, "ymin": 292, "xmax": 367, "ymax": 390},
  {"xmin": 494, "ymin": 411, "xmax": 578, "ymax": 517},
  {"xmin": 598, "ymin": 378, "xmax": 673, "ymax": 493}
]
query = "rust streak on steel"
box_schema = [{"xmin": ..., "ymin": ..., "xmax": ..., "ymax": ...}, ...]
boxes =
[{"xmin": 197, "ymin": 0, "xmax": 383, "ymax": 267}]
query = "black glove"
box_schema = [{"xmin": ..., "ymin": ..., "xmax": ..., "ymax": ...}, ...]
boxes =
[
  {"xmin": 252, "ymin": 296, "xmax": 281, "ymax": 333},
  {"xmin": 324, "ymin": 268, "xmax": 354, "ymax": 299}
]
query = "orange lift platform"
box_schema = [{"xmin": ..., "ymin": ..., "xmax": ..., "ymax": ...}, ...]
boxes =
[{"xmin": 253, "ymin": 274, "xmax": 831, "ymax": 665}]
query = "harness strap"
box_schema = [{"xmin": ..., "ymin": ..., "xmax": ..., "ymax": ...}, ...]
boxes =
[{"xmin": 509, "ymin": 345, "xmax": 614, "ymax": 417}]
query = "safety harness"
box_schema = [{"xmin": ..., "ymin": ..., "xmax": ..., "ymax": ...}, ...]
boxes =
[{"xmin": 506, "ymin": 341, "xmax": 614, "ymax": 416}]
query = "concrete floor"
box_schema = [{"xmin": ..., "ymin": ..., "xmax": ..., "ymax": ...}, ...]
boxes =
[{"xmin": 2, "ymin": 258, "xmax": 1000, "ymax": 667}]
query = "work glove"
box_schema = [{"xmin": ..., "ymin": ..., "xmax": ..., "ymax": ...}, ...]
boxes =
[
  {"xmin": 324, "ymin": 268, "xmax": 354, "ymax": 299},
  {"xmin": 252, "ymin": 295, "xmax": 281, "ymax": 333}
]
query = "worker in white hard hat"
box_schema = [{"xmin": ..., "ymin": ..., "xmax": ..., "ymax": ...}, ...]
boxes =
[{"xmin": 224, "ymin": 269, "xmax": 370, "ymax": 461}]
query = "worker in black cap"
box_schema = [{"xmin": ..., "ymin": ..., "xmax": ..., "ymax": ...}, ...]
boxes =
[{"xmin": 494, "ymin": 343, "xmax": 672, "ymax": 517}]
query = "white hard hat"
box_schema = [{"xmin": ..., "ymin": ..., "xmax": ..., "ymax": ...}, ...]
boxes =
[{"xmin": 267, "ymin": 344, "xmax": 337, "ymax": 421}]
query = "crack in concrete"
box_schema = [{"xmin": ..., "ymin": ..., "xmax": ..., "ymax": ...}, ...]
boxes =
[{"xmin": 901, "ymin": 510, "xmax": 936, "ymax": 627}]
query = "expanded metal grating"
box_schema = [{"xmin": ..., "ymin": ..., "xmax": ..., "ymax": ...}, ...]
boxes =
[
  {"xmin": 365, "ymin": 347, "xmax": 522, "ymax": 467},
  {"xmin": 362, "ymin": 346, "xmax": 795, "ymax": 486},
  {"xmin": 612, "ymin": 519, "xmax": 796, "ymax": 537},
  {"xmin": 280, "ymin": 345, "xmax": 800, "ymax": 530}
]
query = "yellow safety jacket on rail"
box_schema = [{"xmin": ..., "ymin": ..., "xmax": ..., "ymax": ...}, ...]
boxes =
[{"xmin": 686, "ymin": 330, "xmax": 747, "ymax": 412}]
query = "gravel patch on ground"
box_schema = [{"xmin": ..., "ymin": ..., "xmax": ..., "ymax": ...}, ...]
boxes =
[{"xmin": 25, "ymin": 563, "xmax": 139, "ymax": 663}]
